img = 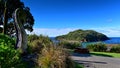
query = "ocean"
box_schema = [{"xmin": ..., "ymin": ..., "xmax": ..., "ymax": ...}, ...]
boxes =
[
  {"xmin": 103, "ymin": 37, "xmax": 120, "ymax": 44},
  {"xmin": 81, "ymin": 37, "xmax": 120, "ymax": 48},
  {"xmin": 50, "ymin": 37, "xmax": 120, "ymax": 44},
  {"xmin": 50, "ymin": 37, "xmax": 120, "ymax": 48}
]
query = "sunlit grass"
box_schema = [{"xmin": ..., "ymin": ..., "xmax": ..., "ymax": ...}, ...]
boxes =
[
  {"xmin": 91, "ymin": 52, "xmax": 120, "ymax": 58},
  {"xmin": 36, "ymin": 45, "xmax": 75, "ymax": 68}
]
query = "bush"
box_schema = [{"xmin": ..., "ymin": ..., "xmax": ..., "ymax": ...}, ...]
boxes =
[
  {"xmin": 58, "ymin": 41, "xmax": 81, "ymax": 49},
  {"xmin": 0, "ymin": 34, "xmax": 27, "ymax": 68},
  {"xmin": 0, "ymin": 33, "xmax": 15, "ymax": 47},
  {"xmin": 27, "ymin": 34, "xmax": 53, "ymax": 54},
  {"xmin": 87, "ymin": 42, "xmax": 107, "ymax": 52},
  {"xmin": 36, "ymin": 45, "xmax": 75, "ymax": 68},
  {"xmin": 28, "ymin": 34, "xmax": 39, "ymax": 42},
  {"xmin": 27, "ymin": 40, "xmax": 43, "ymax": 54},
  {"xmin": 110, "ymin": 45, "xmax": 120, "ymax": 53}
]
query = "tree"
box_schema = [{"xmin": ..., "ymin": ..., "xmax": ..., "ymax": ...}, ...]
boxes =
[
  {"xmin": 0, "ymin": 0, "xmax": 34, "ymax": 35},
  {"xmin": 13, "ymin": 8, "xmax": 28, "ymax": 53}
]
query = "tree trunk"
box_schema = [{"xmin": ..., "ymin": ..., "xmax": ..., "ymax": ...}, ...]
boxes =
[
  {"xmin": 3, "ymin": 7, "xmax": 8, "ymax": 34},
  {"xmin": 14, "ymin": 8, "xmax": 27, "ymax": 53}
]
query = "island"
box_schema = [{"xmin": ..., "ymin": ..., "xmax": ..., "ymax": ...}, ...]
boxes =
[{"xmin": 56, "ymin": 29, "xmax": 109, "ymax": 42}]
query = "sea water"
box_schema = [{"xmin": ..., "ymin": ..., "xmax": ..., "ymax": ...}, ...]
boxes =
[
  {"xmin": 50, "ymin": 37, "xmax": 120, "ymax": 47},
  {"xmin": 81, "ymin": 37, "xmax": 120, "ymax": 48}
]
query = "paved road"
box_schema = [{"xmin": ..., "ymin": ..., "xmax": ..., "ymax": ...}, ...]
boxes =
[{"xmin": 71, "ymin": 53, "xmax": 120, "ymax": 68}]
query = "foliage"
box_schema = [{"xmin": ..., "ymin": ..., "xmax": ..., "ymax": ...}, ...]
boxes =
[
  {"xmin": 27, "ymin": 34, "xmax": 53, "ymax": 54},
  {"xmin": 110, "ymin": 45, "xmax": 120, "ymax": 53},
  {"xmin": 0, "ymin": 0, "xmax": 34, "ymax": 34},
  {"xmin": 36, "ymin": 45, "xmax": 75, "ymax": 68},
  {"xmin": 0, "ymin": 33, "xmax": 15, "ymax": 47},
  {"xmin": 56, "ymin": 29, "xmax": 109, "ymax": 42},
  {"xmin": 27, "ymin": 39, "xmax": 43, "ymax": 54},
  {"xmin": 74, "ymin": 62, "xmax": 84, "ymax": 68},
  {"xmin": 91, "ymin": 52, "xmax": 120, "ymax": 58},
  {"xmin": 87, "ymin": 42, "xmax": 107, "ymax": 52},
  {"xmin": 28, "ymin": 34, "xmax": 39, "ymax": 42},
  {"xmin": 0, "ymin": 34, "xmax": 27, "ymax": 68},
  {"xmin": 58, "ymin": 41, "xmax": 81, "ymax": 49}
]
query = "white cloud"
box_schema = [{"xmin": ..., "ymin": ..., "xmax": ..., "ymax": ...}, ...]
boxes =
[
  {"xmin": 27, "ymin": 27, "xmax": 120, "ymax": 37},
  {"xmin": 27, "ymin": 28, "xmax": 78, "ymax": 37},
  {"xmin": 90, "ymin": 28, "xmax": 120, "ymax": 37}
]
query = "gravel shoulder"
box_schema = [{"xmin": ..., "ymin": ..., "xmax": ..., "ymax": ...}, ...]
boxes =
[{"xmin": 71, "ymin": 53, "xmax": 120, "ymax": 68}]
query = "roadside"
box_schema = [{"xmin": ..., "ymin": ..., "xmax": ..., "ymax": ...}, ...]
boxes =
[{"xmin": 71, "ymin": 53, "xmax": 120, "ymax": 68}]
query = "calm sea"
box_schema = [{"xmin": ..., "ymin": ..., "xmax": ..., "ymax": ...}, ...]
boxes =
[
  {"xmin": 81, "ymin": 37, "xmax": 120, "ymax": 48},
  {"xmin": 103, "ymin": 37, "xmax": 120, "ymax": 44},
  {"xmin": 50, "ymin": 37, "xmax": 120, "ymax": 47}
]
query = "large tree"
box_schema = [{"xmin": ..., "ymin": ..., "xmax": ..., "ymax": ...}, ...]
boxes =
[{"xmin": 0, "ymin": 0, "xmax": 34, "ymax": 35}]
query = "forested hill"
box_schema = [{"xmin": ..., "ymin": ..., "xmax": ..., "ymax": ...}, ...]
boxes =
[{"xmin": 56, "ymin": 29, "xmax": 109, "ymax": 42}]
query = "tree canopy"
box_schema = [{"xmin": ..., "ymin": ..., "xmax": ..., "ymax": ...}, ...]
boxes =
[
  {"xmin": 0, "ymin": 0, "xmax": 34, "ymax": 35},
  {"xmin": 56, "ymin": 29, "xmax": 109, "ymax": 42}
]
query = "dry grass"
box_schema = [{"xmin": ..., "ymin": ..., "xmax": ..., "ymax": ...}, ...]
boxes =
[{"xmin": 36, "ymin": 45, "xmax": 75, "ymax": 68}]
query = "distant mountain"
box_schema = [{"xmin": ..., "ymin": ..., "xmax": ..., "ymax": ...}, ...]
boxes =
[{"xmin": 56, "ymin": 29, "xmax": 109, "ymax": 42}]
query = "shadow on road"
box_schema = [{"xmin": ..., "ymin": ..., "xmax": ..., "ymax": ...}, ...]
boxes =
[
  {"xmin": 74, "ymin": 60, "xmax": 107, "ymax": 64},
  {"xmin": 72, "ymin": 53, "xmax": 91, "ymax": 57}
]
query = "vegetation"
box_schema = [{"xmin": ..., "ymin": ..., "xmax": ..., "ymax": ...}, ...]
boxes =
[
  {"xmin": 58, "ymin": 41, "xmax": 81, "ymax": 49},
  {"xmin": 56, "ymin": 29, "xmax": 109, "ymax": 42},
  {"xmin": 27, "ymin": 34, "xmax": 83, "ymax": 68},
  {"xmin": 74, "ymin": 62, "xmax": 84, "ymax": 68},
  {"xmin": 0, "ymin": 34, "xmax": 83, "ymax": 68},
  {"xmin": 110, "ymin": 45, "xmax": 120, "ymax": 53},
  {"xmin": 0, "ymin": 33, "xmax": 15, "ymax": 46},
  {"xmin": 37, "ymin": 45, "xmax": 75, "ymax": 68},
  {"xmin": 87, "ymin": 42, "xmax": 107, "ymax": 52},
  {"xmin": 91, "ymin": 52, "xmax": 120, "ymax": 58},
  {"xmin": 0, "ymin": 34, "xmax": 28, "ymax": 68},
  {"xmin": 0, "ymin": 0, "xmax": 84, "ymax": 68},
  {"xmin": 0, "ymin": 0, "xmax": 34, "ymax": 35},
  {"xmin": 27, "ymin": 34, "xmax": 53, "ymax": 54}
]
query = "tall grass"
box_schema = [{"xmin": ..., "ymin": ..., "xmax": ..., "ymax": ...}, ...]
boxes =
[
  {"xmin": 87, "ymin": 42, "xmax": 107, "ymax": 52},
  {"xmin": 110, "ymin": 45, "xmax": 120, "ymax": 53},
  {"xmin": 36, "ymin": 45, "xmax": 75, "ymax": 68},
  {"xmin": 58, "ymin": 41, "xmax": 81, "ymax": 49},
  {"xmin": 27, "ymin": 34, "xmax": 83, "ymax": 68},
  {"xmin": 27, "ymin": 34, "xmax": 53, "ymax": 54}
]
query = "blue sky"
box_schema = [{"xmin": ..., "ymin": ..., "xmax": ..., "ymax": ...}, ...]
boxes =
[{"xmin": 22, "ymin": 0, "xmax": 120, "ymax": 37}]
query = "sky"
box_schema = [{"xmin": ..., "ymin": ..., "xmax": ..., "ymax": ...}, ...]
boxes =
[{"xmin": 21, "ymin": 0, "xmax": 120, "ymax": 37}]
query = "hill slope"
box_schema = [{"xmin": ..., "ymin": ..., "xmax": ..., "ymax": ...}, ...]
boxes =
[{"xmin": 56, "ymin": 29, "xmax": 109, "ymax": 42}]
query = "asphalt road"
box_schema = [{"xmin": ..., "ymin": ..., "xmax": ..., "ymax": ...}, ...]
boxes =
[{"xmin": 71, "ymin": 53, "xmax": 120, "ymax": 68}]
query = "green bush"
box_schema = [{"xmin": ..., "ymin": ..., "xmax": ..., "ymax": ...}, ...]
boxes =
[
  {"xmin": 0, "ymin": 34, "xmax": 27, "ymax": 68},
  {"xmin": 28, "ymin": 40, "xmax": 43, "ymax": 54},
  {"xmin": 27, "ymin": 34, "xmax": 53, "ymax": 54},
  {"xmin": 58, "ymin": 41, "xmax": 81, "ymax": 49},
  {"xmin": 28, "ymin": 34, "xmax": 39, "ymax": 42},
  {"xmin": 87, "ymin": 42, "xmax": 107, "ymax": 52},
  {"xmin": 110, "ymin": 45, "xmax": 120, "ymax": 53},
  {"xmin": 0, "ymin": 33, "xmax": 15, "ymax": 47}
]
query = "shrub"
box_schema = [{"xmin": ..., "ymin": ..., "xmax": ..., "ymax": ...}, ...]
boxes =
[
  {"xmin": 27, "ymin": 34, "xmax": 53, "ymax": 54},
  {"xmin": 28, "ymin": 34, "xmax": 39, "ymax": 42},
  {"xmin": 0, "ymin": 33, "xmax": 15, "ymax": 47},
  {"xmin": 27, "ymin": 40, "xmax": 43, "ymax": 54},
  {"xmin": 110, "ymin": 45, "xmax": 120, "ymax": 53},
  {"xmin": 36, "ymin": 45, "xmax": 75, "ymax": 68},
  {"xmin": 0, "ymin": 34, "xmax": 27, "ymax": 68},
  {"xmin": 87, "ymin": 42, "xmax": 107, "ymax": 52},
  {"xmin": 58, "ymin": 41, "xmax": 81, "ymax": 49}
]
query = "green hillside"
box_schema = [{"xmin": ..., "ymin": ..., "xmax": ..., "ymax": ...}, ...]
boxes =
[{"xmin": 56, "ymin": 29, "xmax": 109, "ymax": 42}]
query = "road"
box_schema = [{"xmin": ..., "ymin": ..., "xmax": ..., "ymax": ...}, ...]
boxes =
[{"xmin": 71, "ymin": 53, "xmax": 120, "ymax": 68}]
